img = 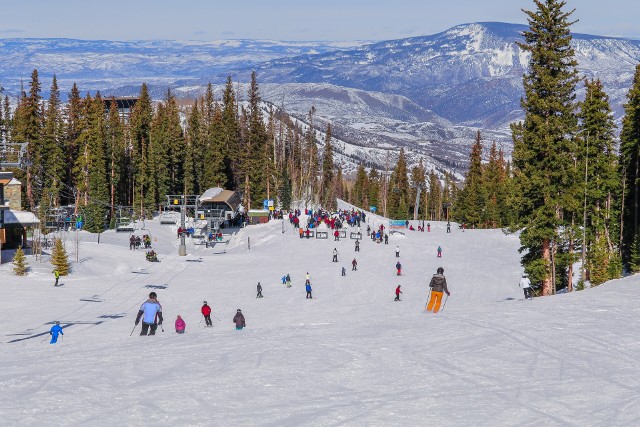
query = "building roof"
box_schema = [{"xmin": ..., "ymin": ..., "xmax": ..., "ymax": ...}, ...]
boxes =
[
  {"xmin": 199, "ymin": 188, "xmax": 241, "ymax": 210},
  {"xmin": 3, "ymin": 210, "xmax": 40, "ymax": 227},
  {"xmin": 0, "ymin": 171, "xmax": 13, "ymax": 185}
]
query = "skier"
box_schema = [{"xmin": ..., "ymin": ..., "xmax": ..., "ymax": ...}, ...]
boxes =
[
  {"xmin": 394, "ymin": 285, "xmax": 402, "ymax": 301},
  {"xmin": 334, "ymin": 230, "xmax": 340, "ymax": 241},
  {"xmin": 519, "ymin": 274, "xmax": 533, "ymax": 300},
  {"xmin": 437, "ymin": 245, "xmax": 442, "ymax": 258},
  {"xmin": 342, "ymin": 266, "xmax": 346, "ymax": 276},
  {"xmin": 446, "ymin": 222, "xmax": 451, "ymax": 233},
  {"xmin": 384, "ymin": 234, "xmax": 388, "ymax": 245},
  {"xmin": 134, "ymin": 291, "xmax": 163, "ymax": 336},
  {"xmin": 175, "ymin": 315, "xmax": 186, "ymax": 334},
  {"xmin": 233, "ymin": 309, "xmax": 246, "ymax": 330},
  {"xmin": 305, "ymin": 272, "xmax": 311, "ymax": 285},
  {"xmin": 286, "ymin": 273, "xmax": 292, "ymax": 288},
  {"xmin": 395, "ymin": 245, "xmax": 400, "ymax": 258},
  {"xmin": 396, "ymin": 261, "xmax": 402, "ymax": 276},
  {"xmin": 306, "ymin": 282, "xmax": 313, "ymax": 299},
  {"xmin": 427, "ymin": 222, "xmax": 431, "ymax": 232},
  {"xmin": 332, "ymin": 248, "xmax": 339, "ymax": 263},
  {"xmin": 201, "ymin": 301, "xmax": 213, "ymax": 327},
  {"xmin": 355, "ymin": 240, "xmax": 360, "ymax": 252},
  {"xmin": 427, "ymin": 267, "xmax": 450, "ymax": 313},
  {"xmin": 49, "ymin": 321, "xmax": 63, "ymax": 344},
  {"xmin": 256, "ymin": 282, "xmax": 263, "ymax": 298},
  {"xmin": 53, "ymin": 269, "xmax": 60, "ymax": 287},
  {"xmin": 281, "ymin": 275, "xmax": 287, "ymax": 285}
]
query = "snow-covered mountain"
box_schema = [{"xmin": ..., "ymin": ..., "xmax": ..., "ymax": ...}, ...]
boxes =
[{"xmin": 2, "ymin": 22, "xmax": 640, "ymax": 173}]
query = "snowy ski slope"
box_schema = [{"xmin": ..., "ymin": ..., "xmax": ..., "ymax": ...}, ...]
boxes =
[{"xmin": 1, "ymin": 206, "xmax": 639, "ymax": 426}]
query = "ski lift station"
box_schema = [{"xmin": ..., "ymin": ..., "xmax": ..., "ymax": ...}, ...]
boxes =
[{"xmin": 197, "ymin": 187, "xmax": 241, "ymax": 230}]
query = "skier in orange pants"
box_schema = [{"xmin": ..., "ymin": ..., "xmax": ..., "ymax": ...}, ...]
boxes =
[{"xmin": 427, "ymin": 267, "xmax": 450, "ymax": 313}]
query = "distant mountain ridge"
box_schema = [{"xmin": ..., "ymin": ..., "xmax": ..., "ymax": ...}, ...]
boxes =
[{"xmin": 2, "ymin": 22, "xmax": 640, "ymax": 175}]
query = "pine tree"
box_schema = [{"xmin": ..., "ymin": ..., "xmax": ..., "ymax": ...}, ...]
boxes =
[
  {"xmin": 50, "ymin": 238, "xmax": 70, "ymax": 276},
  {"xmin": 579, "ymin": 79, "xmax": 620, "ymax": 282},
  {"xmin": 387, "ymin": 148, "xmax": 410, "ymax": 219},
  {"xmin": 63, "ymin": 83, "xmax": 83, "ymax": 206},
  {"xmin": 221, "ymin": 76, "xmax": 240, "ymax": 189},
  {"xmin": 129, "ymin": 83, "xmax": 154, "ymax": 217},
  {"xmin": 82, "ymin": 94, "xmax": 109, "ymax": 232},
  {"xmin": 455, "ymin": 131, "xmax": 486, "ymax": 226},
  {"xmin": 12, "ymin": 247, "xmax": 29, "ymax": 276},
  {"xmin": 352, "ymin": 164, "xmax": 368, "ymax": 208},
  {"xmin": 106, "ymin": 97, "xmax": 125, "ymax": 226},
  {"xmin": 620, "ymin": 64, "xmax": 640, "ymax": 267},
  {"xmin": 410, "ymin": 160, "xmax": 426, "ymax": 219},
  {"xmin": 320, "ymin": 123, "xmax": 335, "ymax": 209},
  {"xmin": 280, "ymin": 167, "xmax": 292, "ymax": 210},
  {"xmin": 40, "ymin": 75, "xmax": 65, "ymax": 208},
  {"xmin": 511, "ymin": 0, "xmax": 580, "ymax": 295}
]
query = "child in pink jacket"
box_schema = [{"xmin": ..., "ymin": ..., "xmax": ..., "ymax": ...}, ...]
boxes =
[{"xmin": 175, "ymin": 315, "xmax": 186, "ymax": 334}]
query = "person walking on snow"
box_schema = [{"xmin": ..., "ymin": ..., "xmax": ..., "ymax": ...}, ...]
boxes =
[
  {"xmin": 201, "ymin": 301, "xmax": 213, "ymax": 327},
  {"xmin": 427, "ymin": 267, "xmax": 450, "ymax": 313},
  {"xmin": 286, "ymin": 274, "xmax": 292, "ymax": 288},
  {"xmin": 306, "ymin": 282, "xmax": 313, "ymax": 299},
  {"xmin": 53, "ymin": 269, "xmax": 60, "ymax": 287},
  {"xmin": 394, "ymin": 285, "xmax": 402, "ymax": 301},
  {"xmin": 49, "ymin": 321, "xmax": 63, "ymax": 344},
  {"xmin": 256, "ymin": 282, "xmax": 263, "ymax": 298},
  {"xmin": 396, "ymin": 261, "xmax": 402, "ymax": 276},
  {"xmin": 332, "ymin": 248, "xmax": 339, "ymax": 263},
  {"xmin": 175, "ymin": 315, "xmax": 186, "ymax": 334},
  {"xmin": 135, "ymin": 291, "xmax": 163, "ymax": 336},
  {"xmin": 233, "ymin": 309, "xmax": 246, "ymax": 330},
  {"xmin": 395, "ymin": 245, "xmax": 400, "ymax": 258},
  {"xmin": 520, "ymin": 274, "xmax": 533, "ymax": 300},
  {"xmin": 437, "ymin": 246, "xmax": 442, "ymax": 258},
  {"xmin": 352, "ymin": 258, "xmax": 358, "ymax": 271}
]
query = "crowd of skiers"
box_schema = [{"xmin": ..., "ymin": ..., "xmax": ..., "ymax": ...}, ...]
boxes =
[{"xmin": 129, "ymin": 234, "xmax": 152, "ymax": 250}]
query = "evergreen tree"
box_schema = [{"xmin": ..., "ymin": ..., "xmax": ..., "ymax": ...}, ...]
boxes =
[
  {"xmin": 203, "ymin": 94, "xmax": 227, "ymax": 189},
  {"xmin": 50, "ymin": 238, "xmax": 70, "ymax": 276},
  {"xmin": 221, "ymin": 76, "xmax": 240, "ymax": 189},
  {"xmin": 320, "ymin": 123, "xmax": 335, "ymax": 209},
  {"xmin": 352, "ymin": 164, "xmax": 369, "ymax": 208},
  {"xmin": 455, "ymin": 131, "xmax": 487, "ymax": 226},
  {"xmin": 367, "ymin": 169, "xmax": 379, "ymax": 209},
  {"xmin": 387, "ymin": 148, "xmax": 410, "ymax": 219},
  {"xmin": 63, "ymin": 83, "xmax": 83, "ymax": 206},
  {"xmin": 12, "ymin": 246, "xmax": 29, "ymax": 276},
  {"xmin": 129, "ymin": 83, "xmax": 154, "ymax": 216},
  {"xmin": 106, "ymin": 97, "xmax": 125, "ymax": 226},
  {"xmin": 511, "ymin": 0, "xmax": 580, "ymax": 295},
  {"xmin": 620, "ymin": 64, "xmax": 640, "ymax": 267},
  {"xmin": 82, "ymin": 94, "xmax": 109, "ymax": 232},
  {"xmin": 41, "ymin": 75, "xmax": 65, "ymax": 208},
  {"xmin": 410, "ymin": 160, "xmax": 426, "ymax": 219},
  {"xmin": 280, "ymin": 167, "xmax": 292, "ymax": 210},
  {"xmin": 579, "ymin": 79, "xmax": 620, "ymax": 281}
]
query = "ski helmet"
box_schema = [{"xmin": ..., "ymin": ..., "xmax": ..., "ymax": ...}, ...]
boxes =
[
  {"xmin": 149, "ymin": 291, "xmax": 157, "ymax": 298},
  {"xmin": 203, "ymin": 301, "xmax": 207, "ymax": 305},
  {"xmin": 437, "ymin": 267, "xmax": 444, "ymax": 274},
  {"xmin": 55, "ymin": 321, "xmax": 60, "ymax": 325},
  {"xmin": 237, "ymin": 309, "xmax": 241, "ymax": 312}
]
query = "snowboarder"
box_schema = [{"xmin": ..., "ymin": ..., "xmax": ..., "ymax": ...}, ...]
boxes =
[
  {"xmin": 135, "ymin": 291, "xmax": 163, "ymax": 336},
  {"xmin": 175, "ymin": 315, "xmax": 186, "ymax": 334},
  {"xmin": 342, "ymin": 266, "xmax": 346, "ymax": 276},
  {"xmin": 286, "ymin": 274, "xmax": 292, "ymax": 288},
  {"xmin": 332, "ymin": 248, "xmax": 339, "ymax": 263},
  {"xmin": 233, "ymin": 309, "xmax": 246, "ymax": 330},
  {"xmin": 201, "ymin": 301, "xmax": 213, "ymax": 327},
  {"xmin": 53, "ymin": 269, "xmax": 60, "ymax": 287},
  {"xmin": 355, "ymin": 240, "xmax": 360, "ymax": 252},
  {"xmin": 256, "ymin": 282, "xmax": 263, "ymax": 298},
  {"xmin": 396, "ymin": 261, "xmax": 402, "ymax": 276},
  {"xmin": 352, "ymin": 258, "xmax": 358, "ymax": 271},
  {"xmin": 437, "ymin": 246, "xmax": 442, "ymax": 258},
  {"xmin": 306, "ymin": 282, "xmax": 313, "ymax": 299},
  {"xmin": 446, "ymin": 222, "xmax": 451, "ymax": 233},
  {"xmin": 49, "ymin": 321, "xmax": 63, "ymax": 344},
  {"xmin": 427, "ymin": 267, "xmax": 450, "ymax": 313},
  {"xmin": 520, "ymin": 274, "xmax": 533, "ymax": 300},
  {"xmin": 394, "ymin": 285, "xmax": 402, "ymax": 301},
  {"xmin": 395, "ymin": 245, "xmax": 400, "ymax": 258}
]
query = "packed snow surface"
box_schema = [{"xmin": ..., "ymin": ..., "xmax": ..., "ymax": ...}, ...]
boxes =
[{"xmin": 1, "ymin": 203, "xmax": 640, "ymax": 426}]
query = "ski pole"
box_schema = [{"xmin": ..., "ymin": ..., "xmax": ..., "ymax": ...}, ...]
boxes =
[
  {"xmin": 199, "ymin": 316, "xmax": 203, "ymax": 327},
  {"xmin": 425, "ymin": 289, "xmax": 432, "ymax": 312},
  {"xmin": 130, "ymin": 324, "xmax": 138, "ymax": 336},
  {"xmin": 440, "ymin": 294, "xmax": 449, "ymax": 312},
  {"xmin": 212, "ymin": 314, "xmax": 221, "ymax": 321},
  {"xmin": 160, "ymin": 323, "xmax": 165, "ymax": 333},
  {"xmin": 41, "ymin": 336, "xmax": 49, "ymax": 343}
]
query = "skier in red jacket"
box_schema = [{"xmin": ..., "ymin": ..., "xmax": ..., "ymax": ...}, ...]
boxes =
[
  {"xmin": 201, "ymin": 301, "xmax": 213, "ymax": 327},
  {"xmin": 394, "ymin": 285, "xmax": 402, "ymax": 301}
]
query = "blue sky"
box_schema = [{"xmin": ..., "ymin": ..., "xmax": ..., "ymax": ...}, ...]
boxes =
[{"xmin": 0, "ymin": 0, "xmax": 638, "ymax": 41}]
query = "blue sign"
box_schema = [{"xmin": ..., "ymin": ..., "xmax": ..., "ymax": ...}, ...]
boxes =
[{"xmin": 370, "ymin": 206, "xmax": 377, "ymax": 212}]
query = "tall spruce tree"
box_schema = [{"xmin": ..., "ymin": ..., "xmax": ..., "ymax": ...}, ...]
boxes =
[
  {"xmin": 41, "ymin": 75, "xmax": 65, "ymax": 208},
  {"xmin": 387, "ymin": 148, "xmax": 410, "ymax": 220},
  {"xmin": 63, "ymin": 83, "xmax": 83, "ymax": 206},
  {"xmin": 106, "ymin": 97, "xmax": 125, "ymax": 226},
  {"xmin": 620, "ymin": 64, "xmax": 640, "ymax": 269},
  {"xmin": 129, "ymin": 83, "xmax": 154, "ymax": 216},
  {"xmin": 455, "ymin": 131, "xmax": 486, "ymax": 227},
  {"xmin": 320, "ymin": 123, "xmax": 335, "ymax": 209},
  {"xmin": 578, "ymin": 79, "xmax": 620, "ymax": 283},
  {"xmin": 511, "ymin": 0, "xmax": 580, "ymax": 295}
]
